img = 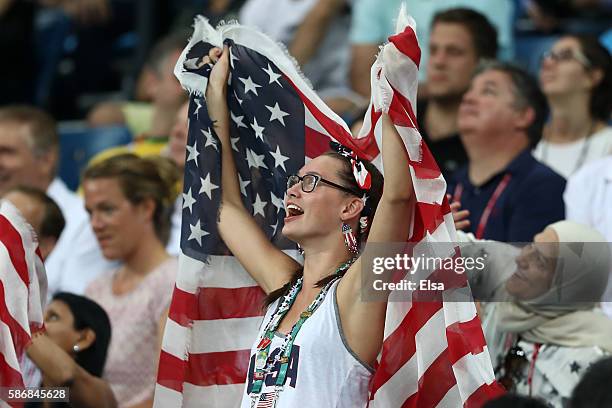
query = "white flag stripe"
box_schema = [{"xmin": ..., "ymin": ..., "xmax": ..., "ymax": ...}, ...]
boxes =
[
  {"xmin": 370, "ymin": 353, "xmax": 418, "ymax": 407},
  {"xmin": 190, "ymin": 316, "xmax": 264, "ymax": 354},
  {"xmin": 183, "ymin": 382, "xmax": 244, "ymax": 407},
  {"xmin": 415, "ymin": 308, "xmax": 447, "ymax": 377},
  {"xmin": 435, "ymin": 384, "xmax": 463, "ymax": 408},
  {"xmin": 153, "ymin": 385, "xmax": 183, "ymax": 407},
  {"xmin": 304, "ymin": 106, "xmax": 332, "ymax": 139},
  {"xmin": 395, "ymin": 125, "xmax": 423, "ymax": 163},
  {"xmin": 0, "ymin": 244, "xmax": 31, "ymax": 335},
  {"xmin": 410, "ymin": 166, "xmax": 447, "ymax": 205},
  {"xmin": 382, "ymin": 300, "xmax": 412, "ymax": 338},
  {"xmin": 0, "ymin": 319, "xmax": 22, "ymax": 372},
  {"xmin": 452, "ymin": 348, "xmax": 497, "ymax": 401},
  {"xmin": 161, "ymin": 319, "xmax": 190, "ymax": 359}
]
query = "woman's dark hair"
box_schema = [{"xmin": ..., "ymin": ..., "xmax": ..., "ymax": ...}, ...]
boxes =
[
  {"xmin": 570, "ymin": 356, "xmax": 612, "ymax": 408},
  {"xmin": 82, "ymin": 153, "xmax": 180, "ymax": 244},
  {"xmin": 265, "ymin": 151, "xmax": 384, "ymax": 306},
  {"xmin": 573, "ymin": 35, "xmax": 612, "ymax": 121},
  {"xmin": 52, "ymin": 292, "xmax": 111, "ymax": 377}
]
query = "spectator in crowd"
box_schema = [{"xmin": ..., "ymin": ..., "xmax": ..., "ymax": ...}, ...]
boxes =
[
  {"xmin": 83, "ymin": 154, "xmax": 179, "ymax": 408},
  {"xmin": 533, "ymin": 35, "xmax": 612, "ymax": 178},
  {"xmin": 163, "ymin": 100, "xmax": 189, "ymax": 254},
  {"xmin": 570, "ymin": 356, "xmax": 612, "ymax": 408},
  {"xmin": 88, "ymin": 32, "xmax": 188, "ymax": 142},
  {"xmin": 459, "ymin": 220, "xmax": 611, "ymax": 407},
  {"xmin": 239, "ymin": 0, "xmax": 367, "ymax": 117},
  {"xmin": 483, "ymin": 394, "xmax": 548, "ymax": 408},
  {"xmin": 564, "ymin": 155, "xmax": 612, "ymax": 317},
  {"xmin": 417, "ymin": 8, "xmax": 498, "ymax": 179},
  {"xmin": 448, "ymin": 62, "xmax": 565, "ymax": 241},
  {"xmin": 349, "ymin": 0, "xmax": 515, "ymax": 97},
  {"xmin": 0, "ymin": 105, "xmax": 113, "ymax": 297},
  {"xmin": 26, "ymin": 292, "xmax": 116, "ymax": 408},
  {"xmin": 3, "ymin": 185, "xmax": 65, "ymax": 260}
]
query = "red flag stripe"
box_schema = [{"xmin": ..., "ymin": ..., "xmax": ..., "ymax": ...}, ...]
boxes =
[
  {"xmin": 304, "ymin": 126, "xmax": 333, "ymax": 159},
  {"xmin": 401, "ymin": 349, "xmax": 456, "ymax": 408},
  {"xmin": 168, "ymin": 286, "xmax": 198, "ymax": 326},
  {"xmin": 198, "ymin": 287, "xmax": 266, "ymax": 321},
  {"xmin": 185, "ymin": 350, "xmax": 252, "ymax": 386},
  {"xmin": 0, "ymin": 281, "xmax": 30, "ymax": 359},
  {"xmin": 0, "ymin": 215, "xmax": 30, "ymax": 286},
  {"xmin": 388, "ymin": 26, "xmax": 421, "ymax": 68},
  {"xmin": 370, "ymin": 301, "xmax": 442, "ymax": 394},
  {"xmin": 446, "ymin": 316, "xmax": 488, "ymax": 366},
  {"xmin": 157, "ymin": 350, "xmax": 187, "ymax": 392},
  {"xmin": 0, "ymin": 350, "xmax": 24, "ymax": 388},
  {"xmin": 286, "ymin": 76, "xmax": 380, "ymax": 161},
  {"xmin": 464, "ymin": 382, "xmax": 506, "ymax": 408}
]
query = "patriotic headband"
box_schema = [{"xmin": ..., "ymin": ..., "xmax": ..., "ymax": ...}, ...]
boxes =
[{"xmin": 330, "ymin": 141, "xmax": 372, "ymax": 191}]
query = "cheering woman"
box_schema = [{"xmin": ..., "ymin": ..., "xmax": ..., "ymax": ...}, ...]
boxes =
[{"xmin": 203, "ymin": 45, "xmax": 414, "ymax": 407}]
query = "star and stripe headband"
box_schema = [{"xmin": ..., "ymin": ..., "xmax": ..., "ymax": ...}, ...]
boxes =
[{"xmin": 329, "ymin": 141, "xmax": 372, "ymax": 191}]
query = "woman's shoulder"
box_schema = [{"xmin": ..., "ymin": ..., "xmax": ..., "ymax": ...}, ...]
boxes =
[{"xmin": 149, "ymin": 257, "xmax": 178, "ymax": 288}]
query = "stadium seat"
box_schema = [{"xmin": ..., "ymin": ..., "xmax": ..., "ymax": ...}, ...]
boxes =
[{"xmin": 58, "ymin": 124, "xmax": 133, "ymax": 191}]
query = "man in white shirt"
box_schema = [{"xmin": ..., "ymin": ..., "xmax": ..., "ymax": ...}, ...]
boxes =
[
  {"xmin": 0, "ymin": 105, "xmax": 115, "ymax": 299},
  {"xmin": 564, "ymin": 156, "xmax": 612, "ymax": 317}
]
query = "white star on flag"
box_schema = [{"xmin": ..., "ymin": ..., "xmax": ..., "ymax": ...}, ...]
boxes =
[
  {"xmin": 202, "ymin": 128, "xmax": 218, "ymax": 150},
  {"xmin": 239, "ymin": 76, "xmax": 262, "ymax": 96},
  {"xmin": 233, "ymin": 90, "xmax": 243, "ymax": 105},
  {"xmin": 231, "ymin": 111, "xmax": 248, "ymax": 128},
  {"xmin": 250, "ymin": 117, "xmax": 265, "ymax": 140},
  {"xmin": 269, "ymin": 145, "xmax": 289, "ymax": 171},
  {"xmin": 266, "ymin": 102, "xmax": 289, "ymax": 126},
  {"xmin": 246, "ymin": 149, "xmax": 268, "ymax": 169},
  {"xmin": 271, "ymin": 220, "xmax": 279, "ymax": 235},
  {"xmin": 186, "ymin": 141, "xmax": 199, "ymax": 164},
  {"xmin": 230, "ymin": 136, "xmax": 240, "ymax": 152},
  {"xmin": 199, "ymin": 173, "xmax": 219, "ymax": 199},
  {"xmin": 194, "ymin": 98, "xmax": 203, "ymax": 119},
  {"xmin": 238, "ymin": 174, "xmax": 251, "ymax": 196},
  {"xmin": 270, "ymin": 193, "xmax": 285, "ymax": 214},
  {"xmin": 252, "ymin": 194, "xmax": 267, "ymax": 217},
  {"xmin": 262, "ymin": 64, "xmax": 282, "ymax": 86},
  {"xmin": 188, "ymin": 220, "xmax": 209, "ymax": 246},
  {"xmin": 229, "ymin": 48, "xmax": 239, "ymax": 68},
  {"xmin": 182, "ymin": 188, "xmax": 196, "ymax": 213}
]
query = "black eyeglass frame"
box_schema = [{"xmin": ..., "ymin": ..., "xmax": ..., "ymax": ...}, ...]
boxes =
[{"xmin": 287, "ymin": 174, "xmax": 360, "ymax": 196}]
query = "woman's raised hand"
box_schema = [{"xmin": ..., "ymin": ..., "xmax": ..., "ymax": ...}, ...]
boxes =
[{"xmin": 204, "ymin": 45, "xmax": 231, "ymax": 98}]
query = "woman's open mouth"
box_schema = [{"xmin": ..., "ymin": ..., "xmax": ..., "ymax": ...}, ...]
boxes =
[{"xmin": 285, "ymin": 203, "xmax": 304, "ymax": 222}]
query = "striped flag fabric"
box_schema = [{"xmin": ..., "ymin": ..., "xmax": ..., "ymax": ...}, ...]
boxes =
[
  {"xmin": 155, "ymin": 5, "xmax": 504, "ymax": 408},
  {"xmin": 0, "ymin": 200, "xmax": 46, "ymax": 395}
]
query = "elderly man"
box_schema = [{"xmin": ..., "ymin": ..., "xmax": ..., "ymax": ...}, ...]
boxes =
[
  {"xmin": 0, "ymin": 105, "xmax": 114, "ymax": 297},
  {"xmin": 417, "ymin": 8, "xmax": 498, "ymax": 178},
  {"xmin": 448, "ymin": 62, "xmax": 565, "ymax": 242}
]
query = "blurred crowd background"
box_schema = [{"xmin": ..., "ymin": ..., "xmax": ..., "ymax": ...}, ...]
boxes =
[{"xmin": 1, "ymin": 0, "xmax": 612, "ymax": 407}]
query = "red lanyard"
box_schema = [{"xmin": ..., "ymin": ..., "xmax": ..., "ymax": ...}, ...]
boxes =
[
  {"xmin": 453, "ymin": 174, "xmax": 512, "ymax": 239},
  {"xmin": 528, "ymin": 343, "xmax": 542, "ymax": 396}
]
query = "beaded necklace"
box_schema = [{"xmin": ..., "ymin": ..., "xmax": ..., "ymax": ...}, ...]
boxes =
[{"xmin": 249, "ymin": 258, "xmax": 356, "ymax": 408}]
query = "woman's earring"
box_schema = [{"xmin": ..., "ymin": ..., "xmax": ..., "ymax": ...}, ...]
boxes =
[
  {"xmin": 342, "ymin": 223, "xmax": 359, "ymax": 254},
  {"xmin": 73, "ymin": 344, "xmax": 80, "ymax": 353}
]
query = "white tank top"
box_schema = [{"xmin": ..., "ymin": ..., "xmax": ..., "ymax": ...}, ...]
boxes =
[{"xmin": 240, "ymin": 280, "xmax": 374, "ymax": 408}]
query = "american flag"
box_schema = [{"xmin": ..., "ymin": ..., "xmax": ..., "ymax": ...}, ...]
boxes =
[
  {"xmin": 0, "ymin": 200, "xmax": 46, "ymax": 397},
  {"xmin": 155, "ymin": 7, "xmax": 503, "ymax": 408}
]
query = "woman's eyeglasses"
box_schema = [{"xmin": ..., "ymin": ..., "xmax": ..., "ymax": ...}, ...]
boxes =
[
  {"xmin": 542, "ymin": 48, "xmax": 591, "ymax": 68},
  {"xmin": 287, "ymin": 174, "xmax": 359, "ymax": 196}
]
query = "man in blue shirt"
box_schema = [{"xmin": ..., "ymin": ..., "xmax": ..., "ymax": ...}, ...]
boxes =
[{"xmin": 448, "ymin": 62, "xmax": 565, "ymax": 242}]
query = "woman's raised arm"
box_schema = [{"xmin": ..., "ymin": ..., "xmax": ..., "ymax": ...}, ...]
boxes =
[{"xmin": 206, "ymin": 46, "xmax": 298, "ymax": 294}]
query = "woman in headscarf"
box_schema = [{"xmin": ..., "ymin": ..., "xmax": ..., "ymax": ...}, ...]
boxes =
[{"xmin": 458, "ymin": 220, "xmax": 612, "ymax": 407}]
